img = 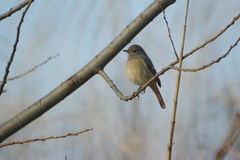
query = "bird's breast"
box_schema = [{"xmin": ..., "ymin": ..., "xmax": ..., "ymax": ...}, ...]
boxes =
[{"xmin": 125, "ymin": 58, "xmax": 154, "ymax": 86}]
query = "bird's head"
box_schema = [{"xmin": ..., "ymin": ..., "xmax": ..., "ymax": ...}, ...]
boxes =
[{"xmin": 123, "ymin": 44, "xmax": 146, "ymax": 57}]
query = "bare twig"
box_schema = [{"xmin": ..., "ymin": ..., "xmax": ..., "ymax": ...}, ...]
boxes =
[
  {"xmin": 0, "ymin": 0, "xmax": 33, "ymax": 96},
  {"xmin": 99, "ymin": 68, "xmax": 164, "ymax": 101},
  {"xmin": 0, "ymin": 128, "xmax": 93, "ymax": 148},
  {"xmin": 167, "ymin": 0, "xmax": 189, "ymax": 159},
  {"xmin": 0, "ymin": 0, "xmax": 33, "ymax": 21},
  {"xmin": 0, "ymin": 53, "xmax": 60, "ymax": 83},
  {"xmin": 183, "ymin": 13, "xmax": 240, "ymax": 60},
  {"xmin": 163, "ymin": 10, "xmax": 179, "ymax": 59},
  {"xmin": 169, "ymin": 37, "xmax": 240, "ymax": 72},
  {"xmin": 98, "ymin": 70, "xmax": 126, "ymax": 99}
]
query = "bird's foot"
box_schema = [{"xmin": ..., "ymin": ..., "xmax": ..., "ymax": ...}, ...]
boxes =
[
  {"xmin": 138, "ymin": 85, "xmax": 145, "ymax": 94},
  {"xmin": 133, "ymin": 91, "xmax": 140, "ymax": 100},
  {"xmin": 134, "ymin": 94, "xmax": 139, "ymax": 100}
]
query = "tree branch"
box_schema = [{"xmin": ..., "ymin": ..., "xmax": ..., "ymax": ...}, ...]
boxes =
[
  {"xmin": 216, "ymin": 114, "xmax": 240, "ymax": 160},
  {"xmin": 0, "ymin": 53, "xmax": 60, "ymax": 83},
  {"xmin": 163, "ymin": 10, "xmax": 179, "ymax": 59},
  {"xmin": 0, "ymin": 0, "xmax": 33, "ymax": 96},
  {"xmin": 0, "ymin": 0, "xmax": 176, "ymax": 142},
  {"xmin": 169, "ymin": 37, "xmax": 240, "ymax": 72},
  {"xmin": 167, "ymin": 0, "xmax": 189, "ymax": 159},
  {"xmin": 0, "ymin": 0, "xmax": 34, "ymax": 21},
  {"xmin": 183, "ymin": 13, "xmax": 240, "ymax": 60},
  {"xmin": 0, "ymin": 128, "xmax": 93, "ymax": 148}
]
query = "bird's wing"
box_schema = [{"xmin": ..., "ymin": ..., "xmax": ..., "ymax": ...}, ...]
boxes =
[{"xmin": 143, "ymin": 56, "xmax": 161, "ymax": 87}]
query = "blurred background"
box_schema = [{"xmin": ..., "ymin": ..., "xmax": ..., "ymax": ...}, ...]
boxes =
[{"xmin": 0, "ymin": 0, "xmax": 240, "ymax": 159}]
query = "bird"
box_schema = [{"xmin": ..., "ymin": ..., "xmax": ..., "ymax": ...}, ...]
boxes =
[{"xmin": 124, "ymin": 44, "xmax": 166, "ymax": 109}]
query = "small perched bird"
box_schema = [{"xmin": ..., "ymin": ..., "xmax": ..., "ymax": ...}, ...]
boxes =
[{"xmin": 124, "ymin": 44, "xmax": 166, "ymax": 109}]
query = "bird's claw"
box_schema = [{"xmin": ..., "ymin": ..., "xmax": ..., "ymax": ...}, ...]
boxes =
[
  {"xmin": 138, "ymin": 85, "xmax": 145, "ymax": 94},
  {"xmin": 132, "ymin": 91, "xmax": 140, "ymax": 100},
  {"xmin": 134, "ymin": 94, "xmax": 140, "ymax": 100}
]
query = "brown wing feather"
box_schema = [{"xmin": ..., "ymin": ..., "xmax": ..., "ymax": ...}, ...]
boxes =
[{"xmin": 143, "ymin": 56, "xmax": 161, "ymax": 87}]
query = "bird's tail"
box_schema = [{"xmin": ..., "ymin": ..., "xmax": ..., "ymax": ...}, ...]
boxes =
[{"xmin": 150, "ymin": 83, "xmax": 166, "ymax": 109}]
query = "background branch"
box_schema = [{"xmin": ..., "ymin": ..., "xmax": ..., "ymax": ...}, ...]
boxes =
[
  {"xmin": 0, "ymin": 53, "xmax": 60, "ymax": 83},
  {"xmin": 216, "ymin": 114, "xmax": 240, "ymax": 160},
  {"xmin": 0, "ymin": 128, "xmax": 93, "ymax": 148},
  {"xmin": 0, "ymin": 0, "xmax": 33, "ymax": 96},
  {"xmin": 183, "ymin": 13, "xmax": 240, "ymax": 59}
]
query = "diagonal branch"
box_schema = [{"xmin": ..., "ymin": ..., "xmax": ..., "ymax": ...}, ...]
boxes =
[
  {"xmin": 0, "ymin": 0, "xmax": 176, "ymax": 143},
  {"xmin": 0, "ymin": 53, "xmax": 60, "ymax": 83},
  {"xmin": 163, "ymin": 10, "xmax": 179, "ymax": 59},
  {"xmin": 0, "ymin": 0, "xmax": 33, "ymax": 21},
  {"xmin": 216, "ymin": 113, "xmax": 240, "ymax": 160},
  {"xmin": 183, "ymin": 13, "xmax": 240, "ymax": 59},
  {"xmin": 170, "ymin": 36, "xmax": 240, "ymax": 72},
  {"xmin": 0, "ymin": 0, "xmax": 33, "ymax": 96},
  {"xmin": 98, "ymin": 70, "xmax": 126, "ymax": 99}
]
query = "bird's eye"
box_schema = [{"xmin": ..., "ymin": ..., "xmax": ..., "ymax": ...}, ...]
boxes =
[{"xmin": 133, "ymin": 50, "xmax": 137, "ymax": 53}]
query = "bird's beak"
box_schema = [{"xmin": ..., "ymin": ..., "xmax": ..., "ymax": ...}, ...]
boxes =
[{"xmin": 123, "ymin": 50, "xmax": 128, "ymax": 53}]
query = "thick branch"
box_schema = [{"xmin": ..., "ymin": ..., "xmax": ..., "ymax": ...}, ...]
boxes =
[{"xmin": 0, "ymin": 0, "xmax": 176, "ymax": 142}]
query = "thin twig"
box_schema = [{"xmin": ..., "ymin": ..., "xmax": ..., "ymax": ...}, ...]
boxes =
[
  {"xmin": 183, "ymin": 13, "xmax": 240, "ymax": 60},
  {"xmin": 169, "ymin": 37, "xmax": 240, "ymax": 72},
  {"xmin": 98, "ymin": 70, "xmax": 126, "ymax": 99},
  {"xmin": 0, "ymin": 53, "xmax": 60, "ymax": 83},
  {"xmin": 167, "ymin": 0, "xmax": 189, "ymax": 159},
  {"xmin": 0, "ymin": 0, "xmax": 33, "ymax": 21},
  {"xmin": 163, "ymin": 10, "xmax": 179, "ymax": 59},
  {"xmin": 0, "ymin": 0, "xmax": 33, "ymax": 96},
  {"xmin": 0, "ymin": 128, "xmax": 93, "ymax": 148}
]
